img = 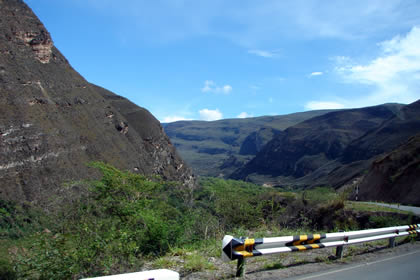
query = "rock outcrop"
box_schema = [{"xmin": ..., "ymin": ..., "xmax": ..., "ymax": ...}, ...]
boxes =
[
  {"xmin": 0, "ymin": 0, "xmax": 194, "ymax": 203},
  {"xmin": 356, "ymin": 133, "xmax": 420, "ymax": 206}
]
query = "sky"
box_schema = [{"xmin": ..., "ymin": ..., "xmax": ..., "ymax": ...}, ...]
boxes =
[{"xmin": 25, "ymin": 0, "xmax": 420, "ymax": 122}]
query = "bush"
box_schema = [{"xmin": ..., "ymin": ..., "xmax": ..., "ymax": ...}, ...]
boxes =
[
  {"xmin": 196, "ymin": 177, "xmax": 287, "ymax": 231},
  {"xmin": 12, "ymin": 162, "xmax": 191, "ymax": 279},
  {"xmin": 0, "ymin": 200, "xmax": 47, "ymax": 239},
  {"xmin": 0, "ymin": 259, "xmax": 16, "ymax": 280},
  {"xmin": 368, "ymin": 215, "xmax": 407, "ymax": 228}
]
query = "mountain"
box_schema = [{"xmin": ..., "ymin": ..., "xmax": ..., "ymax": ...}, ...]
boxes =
[
  {"xmin": 355, "ymin": 133, "xmax": 420, "ymax": 206},
  {"xmin": 163, "ymin": 110, "xmax": 334, "ymax": 177},
  {"xmin": 341, "ymin": 100, "xmax": 420, "ymax": 163},
  {"xmin": 230, "ymin": 103, "xmax": 410, "ymax": 188},
  {"xmin": 0, "ymin": 0, "xmax": 193, "ymax": 203}
]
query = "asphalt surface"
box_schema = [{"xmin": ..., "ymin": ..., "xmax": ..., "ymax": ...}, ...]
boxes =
[
  {"xmin": 363, "ymin": 202, "xmax": 420, "ymax": 216},
  {"xmin": 279, "ymin": 249, "xmax": 420, "ymax": 280}
]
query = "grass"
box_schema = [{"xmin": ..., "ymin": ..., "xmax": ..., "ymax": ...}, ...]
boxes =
[
  {"xmin": 345, "ymin": 201, "xmax": 413, "ymax": 215},
  {"xmin": 152, "ymin": 248, "xmax": 215, "ymax": 274},
  {"xmin": 263, "ymin": 261, "xmax": 285, "ymax": 270}
]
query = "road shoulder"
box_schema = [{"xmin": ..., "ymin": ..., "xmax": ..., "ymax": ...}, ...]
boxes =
[{"xmin": 235, "ymin": 239, "xmax": 420, "ymax": 279}]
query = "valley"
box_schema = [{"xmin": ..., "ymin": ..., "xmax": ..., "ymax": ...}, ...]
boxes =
[
  {"xmin": 0, "ymin": 0, "xmax": 419, "ymax": 279},
  {"xmin": 165, "ymin": 101, "xmax": 420, "ymax": 206}
]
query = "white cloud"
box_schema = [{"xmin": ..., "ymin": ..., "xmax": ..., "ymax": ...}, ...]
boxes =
[
  {"xmin": 199, "ymin": 108, "xmax": 223, "ymax": 121},
  {"xmin": 309, "ymin": 71, "xmax": 323, "ymax": 77},
  {"xmin": 201, "ymin": 80, "xmax": 232, "ymax": 94},
  {"xmin": 237, "ymin": 112, "xmax": 253, "ymax": 118},
  {"xmin": 201, "ymin": 80, "xmax": 215, "ymax": 92},
  {"xmin": 161, "ymin": 116, "xmax": 192, "ymax": 123},
  {"xmin": 334, "ymin": 26, "xmax": 420, "ymax": 106},
  {"xmin": 248, "ymin": 49, "xmax": 280, "ymax": 58},
  {"xmin": 305, "ymin": 101, "xmax": 346, "ymax": 110},
  {"xmin": 223, "ymin": 85, "xmax": 232, "ymax": 93}
]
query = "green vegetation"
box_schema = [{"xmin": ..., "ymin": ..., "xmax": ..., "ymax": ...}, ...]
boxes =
[
  {"xmin": 11, "ymin": 162, "xmax": 201, "ymax": 278},
  {"xmin": 345, "ymin": 201, "xmax": 412, "ymax": 214},
  {"xmin": 0, "ymin": 163, "xmax": 416, "ymax": 279},
  {"xmin": 163, "ymin": 110, "xmax": 333, "ymax": 177},
  {"xmin": 0, "ymin": 200, "xmax": 50, "ymax": 239}
]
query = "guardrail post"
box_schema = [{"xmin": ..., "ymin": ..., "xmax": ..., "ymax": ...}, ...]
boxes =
[
  {"xmin": 336, "ymin": 229, "xmax": 345, "ymax": 259},
  {"xmin": 388, "ymin": 237, "xmax": 396, "ymax": 248},
  {"xmin": 236, "ymin": 256, "xmax": 246, "ymax": 277},
  {"xmin": 335, "ymin": 245, "xmax": 344, "ymax": 259}
]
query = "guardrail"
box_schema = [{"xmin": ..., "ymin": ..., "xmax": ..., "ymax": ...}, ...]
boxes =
[
  {"xmin": 222, "ymin": 224, "xmax": 419, "ymax": 277},
  {"xmin": 80, "ymin": 269, "xmax": 179, "ymax": 280}
]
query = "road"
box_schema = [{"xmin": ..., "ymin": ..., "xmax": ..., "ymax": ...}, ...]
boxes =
[
  {"xmin": 363, "ymin": 202, "xmax": 420, "ymax": 216},
  {"xmin": 281, "ymin": 249, "xmax": 420, "ymax": 280}
]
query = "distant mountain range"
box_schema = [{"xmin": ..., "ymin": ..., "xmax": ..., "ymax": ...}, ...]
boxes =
[
  {"xmin": 165, "ymin": 100, "xmax": 420, "ymax": 205},
  {"xmin": 163, "ymin": 110, "xmax": 335, "ymax": 177}
]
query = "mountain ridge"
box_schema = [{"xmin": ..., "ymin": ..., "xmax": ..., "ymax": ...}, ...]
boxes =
[
  {"xmin": 230, "ymin": 103, "xmax": 403, "ymax": 181},
  {"xmin": 229, "ymin": 100, "xmax": 420, "ymax": 202},
  {"xmin": 163, "ymin": 109, "xmax": 336, "ymax": 177}
]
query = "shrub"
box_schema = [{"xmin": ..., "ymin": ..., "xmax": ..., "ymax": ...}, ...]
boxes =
[
  {"xmin": 0, "ymin": 259, "xmax": 16, "ymax": 280},
  {"xmin": 196, "ymin": 177, "xmax": 287, "ymax": 231},
  {"xmin": 368, "ymin": 215, "xmax": 407, "ymax": 228},
  {"xmin": 12, "ymin": 162, "xmax": 190, "ymax": 278}
]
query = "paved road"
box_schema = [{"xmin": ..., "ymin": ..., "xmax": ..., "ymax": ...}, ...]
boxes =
[
  {"xmin": 363, "ymin": 202, "xmax": 420, "ymax": 216},
  {"xmin": 281, "ymin": 249, "xmax": 420, "ymax": 280}
]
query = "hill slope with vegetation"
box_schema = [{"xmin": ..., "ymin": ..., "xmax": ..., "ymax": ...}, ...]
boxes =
[
  {"xmin": 1, "ymin": 163, "xmax": 417, "ymax": 279},
  {"xmin": 230, "ymin": 104, "xmax": 404, "ymax": 185},
  {"xmin": 163, "ymin": 110, "xmax": 334, "ymax": 177},
  {"xmin": 230, "ymin": 100, "xmax": 420, "ymax": 205}
]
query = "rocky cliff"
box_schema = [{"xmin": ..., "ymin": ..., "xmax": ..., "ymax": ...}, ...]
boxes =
[
  {"xmin": 0, "ymin": 0, "xmax": 194, "ymax": 203},
  {"xmin": 356, "ymin": 133, "xmax": 420, "ymax": 206}
]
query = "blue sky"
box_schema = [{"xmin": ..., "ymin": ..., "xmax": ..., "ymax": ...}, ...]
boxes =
[{"xmin": 25, "ymin": 0, "xmax": 420, "ymax": 122}]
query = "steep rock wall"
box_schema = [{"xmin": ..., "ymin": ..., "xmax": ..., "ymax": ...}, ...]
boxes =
[{"xmin": 0, "ymin": 0, "xmax": 194, "ymax": 203}]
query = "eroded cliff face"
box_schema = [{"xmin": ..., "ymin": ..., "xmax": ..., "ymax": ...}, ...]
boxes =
[
  {"xmin": 0, "ymin": 0, "xmax": 194, "ymax": 203},
  {"xmin": 357, "ymin": 134, "xmax": 420, "ymax": 206}
]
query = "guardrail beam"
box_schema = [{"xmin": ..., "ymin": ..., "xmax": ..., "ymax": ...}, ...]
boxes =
[{"xmin": 222, "ymin": 224, "xmax": 419, "ymax": 277}]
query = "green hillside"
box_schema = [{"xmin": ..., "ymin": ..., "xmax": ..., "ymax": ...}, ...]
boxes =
[{"xmin": 163, "ymin": 110, "xmax": 334, "ymax": 177}]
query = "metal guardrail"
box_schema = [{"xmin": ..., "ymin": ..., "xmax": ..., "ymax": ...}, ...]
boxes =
[
  {"xmin": 80, "ymin": 269, "xmax": 179, "ymax": 280},
  {"xmin": 222, "ymin": 224, "xmax": 420, "ymax": 277}
]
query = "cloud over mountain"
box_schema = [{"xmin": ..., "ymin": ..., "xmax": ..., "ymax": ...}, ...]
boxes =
[
  {"xmin": 199, "ymin": 108, "xmax": 223, "ymax": 121},
  {"xmin": 336, "ymin": 26, "xmax": 420, "ymax": 105}
]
